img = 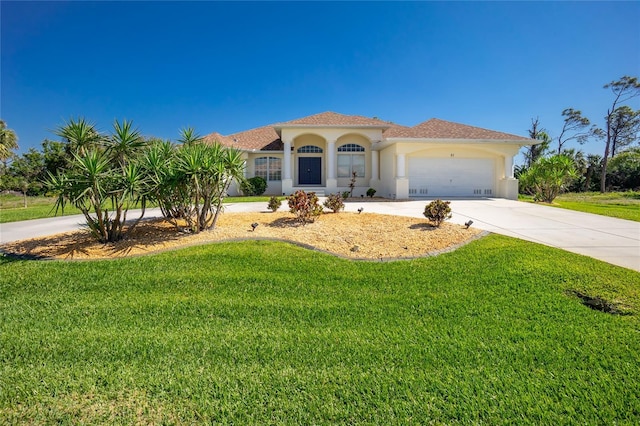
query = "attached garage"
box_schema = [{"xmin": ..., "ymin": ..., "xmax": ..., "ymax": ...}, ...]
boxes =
[{"xmin": 408, "ymin": 157, "xmax": 495, "ymax": 197}]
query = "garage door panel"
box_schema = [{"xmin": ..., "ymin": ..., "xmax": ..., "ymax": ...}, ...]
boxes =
[{"xmin": 408, "ymin": 158, "xmax": 495, "ymax": 197}]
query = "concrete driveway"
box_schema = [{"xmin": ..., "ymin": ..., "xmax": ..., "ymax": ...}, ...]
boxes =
[{"xmin": 1, "ymin": 199, "xmax": 639, "ymax": 272}]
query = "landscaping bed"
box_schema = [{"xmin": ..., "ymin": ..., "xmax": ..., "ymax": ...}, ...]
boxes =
[{"xmin": 1, "ymin": 212, "xmax": 483, "ymax": 261}]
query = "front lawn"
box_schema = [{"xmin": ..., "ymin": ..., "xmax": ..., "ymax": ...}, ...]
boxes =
[
  {"xmin": 519, "ymin": 191, "xmax": 640, "ymax": 221},
  {"xmin": 0, "ymin": 194, "xmax": 272, "ymax": 223},
  {"xmin": 1, "ymin": 236, "xmax": 638, "ymax": 423}
]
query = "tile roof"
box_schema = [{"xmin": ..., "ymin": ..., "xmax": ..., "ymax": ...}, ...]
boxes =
[
  {"xmin": 384, "ymin": 118, "xmax": 530, "ymax": 140},
  {"xmin": 204, "ymin": 125, "xmax": 283, "ymax": 151},
  {"xmin": 202, "ymin": 113, "xmax": 531, "ymax": 152},
  {"xmin": 273, "ymin": 111, "xmax": 391, "ymax": 128}
]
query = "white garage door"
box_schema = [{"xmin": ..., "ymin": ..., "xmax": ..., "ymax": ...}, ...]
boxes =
[{"xmin": 408, "ymin": 158, "xmax": 495, "ymax": 197}]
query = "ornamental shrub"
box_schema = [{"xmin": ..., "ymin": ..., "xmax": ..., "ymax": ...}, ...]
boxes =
[
  {"xmin": 341, "ymin": 191, "xmax": 351, "ymax": 199},
  {"xmin": 423, "ymin": 199, "xmax": 452, "ymax": 227},
  {"xmin": 323, "ymin": 192, "xmax": 345, "ymax": 213},
  {"xmin": 287, "ymin": 190, "xmax": 323, "ymax": 225},
  {"xmin": 267, "ymin": 196, "xmax": 282, "ymax": 212},
  {"xmin": 366, "ymin": 188, "xmax": 376, "ymax": 198},
  {"xmin": 241, "ymin": 176, "xmax": 267, "ymax": 196}
]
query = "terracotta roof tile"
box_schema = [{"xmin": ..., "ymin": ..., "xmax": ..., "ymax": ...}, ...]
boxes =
[
  {"xmin": 204, "ymin": 125, "xmax": 283, "ymax": 151},
  {"xmin": 385, "ymin": 118, "xmax": 530, "ymax": 140},
  {"xmin": 274, "ymin": 111, "xmax": 391, "ymax": 128},
  {"xmin": 203, "ymin": 113, "xmax": 531, "ymax": 152}
]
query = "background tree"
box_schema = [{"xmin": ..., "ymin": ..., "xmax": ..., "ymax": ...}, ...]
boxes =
[
  {"xmin": 608, "ymin": 106, "xmax": 640, "ymax": 157},
  {"xmin": 606, "ymin": 147, "xmax": 640, "ymax": 190},
  {"xmin": 523, "ymin": 118, "xmax": 550, "ymax": 168},
  {"xmin": 556, "ymin": 108, "xmax": 593, "ymax": 154},
  {"xmin": 0, "ymin": 120, "xmax": 19, "ymax": 171},
  {"xmin": 599, "ymin": 76, "xmax": 640, "ymax": 192}
]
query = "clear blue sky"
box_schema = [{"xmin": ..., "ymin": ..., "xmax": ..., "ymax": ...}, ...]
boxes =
[{"xmin": 2, "ymin": 1, "xmax": 639, "ymax": 164}]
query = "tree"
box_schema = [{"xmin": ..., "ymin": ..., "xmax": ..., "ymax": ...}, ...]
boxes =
[
  {"xmin": 522, "ymin": 118, "xmax": 550, "ymax": 168},
  {"xmin": 106, "ymin": 119, "xmax": 147, "ymax": 166},
  {"xmin": 139, "ymin": 134, "xmax": 245, "ymax": 233},
  {"xmin": 609, "ymin": 106, "xmax": 640, "ymax": 156},
  {"xmin": 606, "ymin": 148, "xmax": 640, "ymax": 190},
  {"xmin": 599, "ymin": 76, "xmax": 640, "ymax": 192},
  {"xmin": 0, "ymin": 120, "xmax": 19, "ymax": 169},
  {"xmin": 518, "ymin": 155, "xmax": 577, "ymax": 203},
  {"xmin": 583, "ymin": 154, "xmax": 602, "ymax": 192},
  {"xmin": 6, "ymin": 148, "xmax": 45, "ymax": 197},
  {"xmin": 48, "ymin": 119, "xmax": 148, "ymax": 243},
  {"xmin": 54, "ymin": 117, "xmax": 103, "ymax": 156},
  {"xmin": 556, "ymin": 108, "xmax": 593, "ymax": 154}
]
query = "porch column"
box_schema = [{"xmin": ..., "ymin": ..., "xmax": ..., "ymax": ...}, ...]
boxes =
[
  {"xmin": 396, "ymin": 153, "xmax": 406, "ymax": 178},
  {"xmin": 283, "ymin": 139, "xmax": 292, "ymax": 180},
  {"xmin": 282, "ymin": 139, "xmax": 293, "ymax": 195},
  {"xmin": 371, "ymin": 150, "xmax": 379, "ymax": 181},
  {"xmin": 327, "ymin": 139, "xmax": 336, "ymax": 179},
  {"xmin": 504, "ymin": 155, "xmax": 514, "ymax": 178},
  {"xmin": 326, "ymin": 138, "xmax": 337, "ymax": 192}
]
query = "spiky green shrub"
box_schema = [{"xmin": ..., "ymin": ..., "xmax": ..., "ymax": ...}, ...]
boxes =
[
  {"xmin": 287, "ymin": 190, "xmax": 323, "ymax": 225},
  {"xmin": 47, "ymin": 119, "xmax": 148, "ymax": 243},
  {"xmin": 423, "ymin": 199, "xmax": 452, "ymax": 227},
  {"xmin": 267, "ymin": 195, "xmax": 282, "ymax": 212},
  {"xmin": 323, "ymin": 193, "xmax": 345, "ymax": 213}
]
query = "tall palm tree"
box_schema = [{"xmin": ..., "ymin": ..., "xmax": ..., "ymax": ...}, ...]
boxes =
[{"xmin": 0, "ymin": 120, "xmax": 19, "ymax": 168}]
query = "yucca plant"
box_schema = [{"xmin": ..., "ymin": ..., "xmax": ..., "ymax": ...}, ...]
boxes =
[{"xmin": 48, "ymin": 120, "xmax": 149, "ymax": 243}]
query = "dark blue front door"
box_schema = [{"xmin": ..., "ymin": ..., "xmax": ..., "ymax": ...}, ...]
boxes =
[{"xmin": 298, "ymin": 157, "xmax": 322, "ymax": 185}]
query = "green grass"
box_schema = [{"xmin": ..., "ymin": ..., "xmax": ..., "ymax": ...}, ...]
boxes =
[
  {"xmin": 1, "ymin": 236, "xmax": 639, "ymax": 423},
  {"xmin": 0, "ymin": 194, "xmax": 272, "ymax": 223},
  {"xmin": 0, "ymin": 193, "xmax": 82, "ymax": 223},
  {"xmin": 519, "ymin": 191, "xmax": 640, "ymax": 222}
]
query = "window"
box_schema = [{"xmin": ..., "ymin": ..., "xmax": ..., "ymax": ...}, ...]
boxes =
[
  {"xmin": 255, "ymin": 157, "xmax": 282, "ymax": 181},
  {"xmin": 337, "ymin": 144, "xmax": 365, "ymax": 153},
  {"xmin": 337, "ymin": 144, "xmax": 365, "ymax": 177},
  {"xmin": 297, "ymin": 145, "xmax": 323, "ymax": 153}
]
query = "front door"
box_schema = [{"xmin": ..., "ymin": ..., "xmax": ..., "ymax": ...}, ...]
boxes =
[{"xmin": 298, "ymin": 157, "xmax": 322, "ymax": 185}]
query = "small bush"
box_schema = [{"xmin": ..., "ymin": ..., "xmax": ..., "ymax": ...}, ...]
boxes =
[
  {"xmin": 323, "ymin": 193, "xmax": 345, "ymax": 213},
  {"xmin": 341, "ymin": 191, "xmax": 351, "ymax": 199},
  {"xmin": 366, "ymin": 188, "xmax": 376, "ymax": 198},
  {"xmin": 424, "ymin": 199, "xmax": 452, "ymax": 227},
  {"xmin": 287, "ymin": 190, "xmax": 323, "ymax": 225},
  {"xmin": 267, "ymin": 196, "xmax": 282, "ymax": 212},
  {"xmin": 241, "ymin": 176, "xmax": 268, "ymax": 196}
]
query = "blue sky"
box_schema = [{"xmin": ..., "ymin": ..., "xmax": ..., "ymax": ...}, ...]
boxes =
[{"xmin": 2, "ymin": 1, "xmax": 639, "ymax": 164}]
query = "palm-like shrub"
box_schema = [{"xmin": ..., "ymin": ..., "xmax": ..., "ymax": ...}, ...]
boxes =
[
  {"xmin": 519, "ymin": 155, "xmax": 578, "ymax": 203},
  {"xmin": 48, "ymin": 119, "xmax": 148, "ymax": 243}
]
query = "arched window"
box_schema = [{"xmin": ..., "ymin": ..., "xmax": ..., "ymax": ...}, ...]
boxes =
[
  {"xmin": 297, "ymin": 145, "xmax": 323, "ymax": 153},
  {"xmin": 337, "ymin": 144, "xmax": 365, "ymax": 177},
  {"xmin": 337, "ymin": 143, "xmax": 365, "ymax": 152},
  {"xmin": 255, "ymin": 157, "xmax": 282, "ymax": 181}
]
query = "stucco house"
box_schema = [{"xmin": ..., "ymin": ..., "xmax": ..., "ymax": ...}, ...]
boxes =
[{"xmin": 203, "ymin": 112, "xmax": 536, "ymax": 200}]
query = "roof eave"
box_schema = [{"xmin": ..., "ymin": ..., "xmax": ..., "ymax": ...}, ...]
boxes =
[
  {"xmin": 273, "ymin": 124, "xmax": 391, "ymax": 131},
  {"xmin": 385, "ymin": 137, "xmax": 536, "ymax": 145}
]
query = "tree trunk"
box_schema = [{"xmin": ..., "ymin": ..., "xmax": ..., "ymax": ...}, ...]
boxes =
[{"xmin": 600, "ymin": 110, "xmax": 612, "ymax": 193}]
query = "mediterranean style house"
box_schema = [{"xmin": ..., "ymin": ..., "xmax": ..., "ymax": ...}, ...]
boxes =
[{"xmin": 203, "ymin": 112, "xmax": 536, "ymax": 200}]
